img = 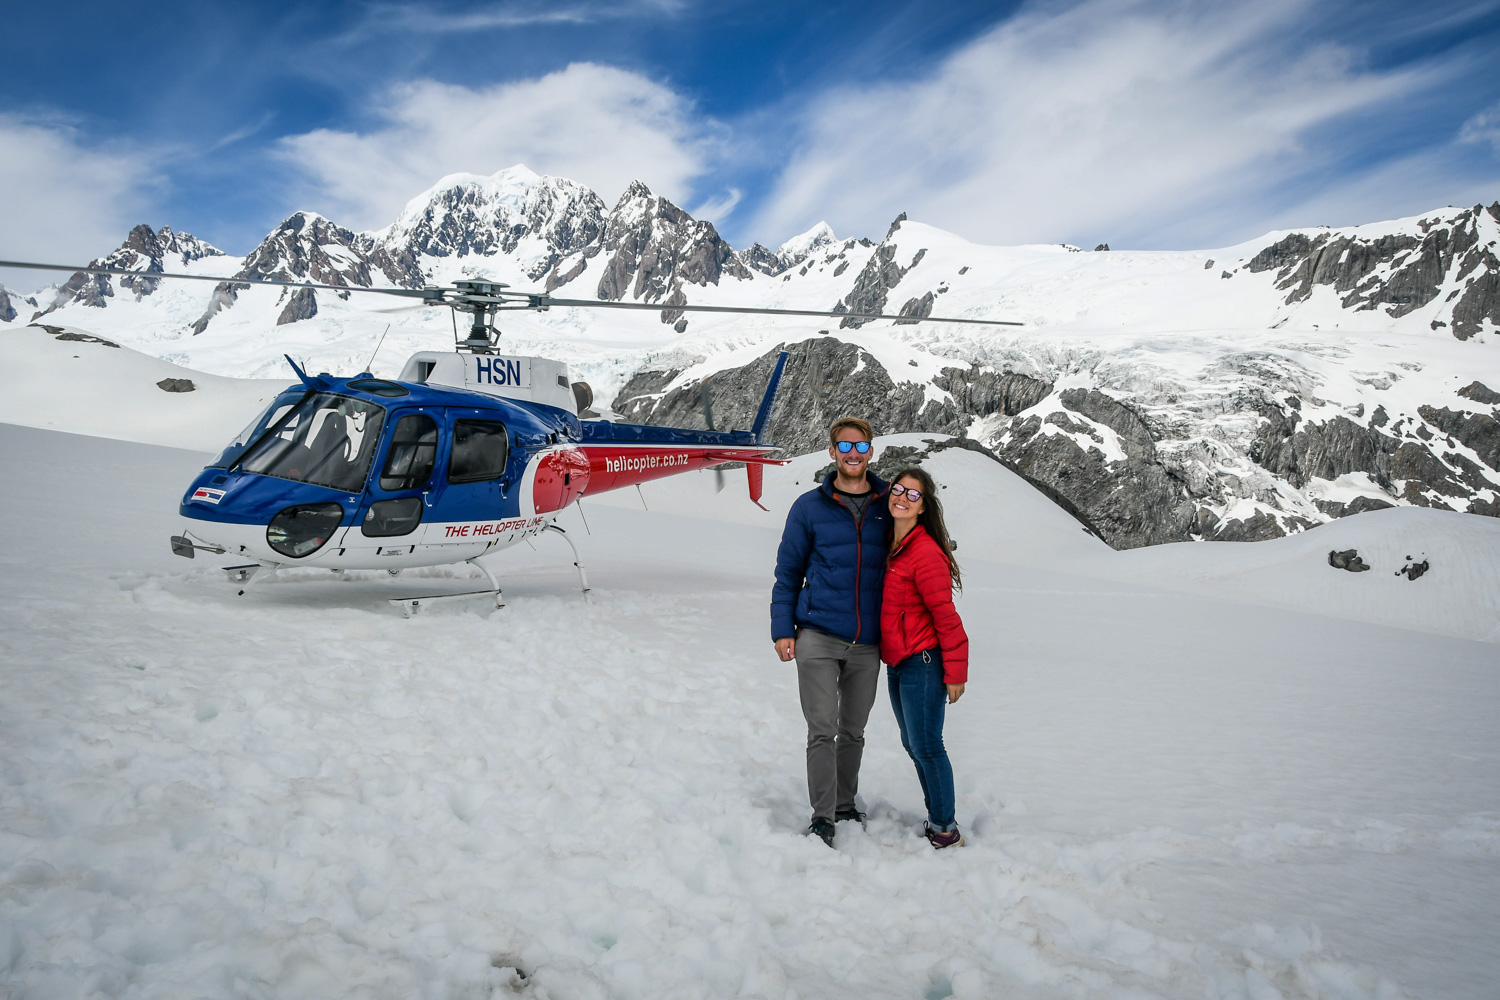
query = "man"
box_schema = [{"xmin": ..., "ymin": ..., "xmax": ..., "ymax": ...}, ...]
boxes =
[{"xmin": 771, "ymin": 417, "xmax": 891, "ymax": 847}]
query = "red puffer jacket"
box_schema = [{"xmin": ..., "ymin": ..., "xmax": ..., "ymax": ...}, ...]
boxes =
[{"xmin": 880, "ymin": 524, "xmax": 969, "ymax": 683}]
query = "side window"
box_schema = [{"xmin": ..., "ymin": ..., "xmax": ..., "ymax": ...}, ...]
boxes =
[
  {"xmin": 380, "ymin": 414, "xmax": 438, "ymax": 491},
  {"xmin": 448, "ymin": 420, "xmax": 509, "ymax": 484}
]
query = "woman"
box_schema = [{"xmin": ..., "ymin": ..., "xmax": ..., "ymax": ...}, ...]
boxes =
[{"xmin": 880, "ymin": 466, "xmax": 969, "ymax": 849}]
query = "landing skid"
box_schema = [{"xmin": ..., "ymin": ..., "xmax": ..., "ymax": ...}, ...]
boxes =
[
  {"xmin": 389, "ymin": 554, "xmax": 505, "ymax": 618},
  {"xmin": 387, "ymin": 525, "xmax": 591, "ymax": 616}
]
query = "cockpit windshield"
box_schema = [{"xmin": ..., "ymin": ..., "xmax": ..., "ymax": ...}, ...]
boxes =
[
  {"xmin": 238, "ymin": 392, "xmax": 387, "ymax": 492},
  {"xmin": 209, "ymin": 387, "xmax": 310, "ymax": 469}
]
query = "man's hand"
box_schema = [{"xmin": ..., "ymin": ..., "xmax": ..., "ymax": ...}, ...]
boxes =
[
  {"xmin": 946, "ymin": 683, "xmax": 965, "ymax": 704},
  {"xmin": 775, "ymin": 637, "xmax": 796, "ymax": 662}
]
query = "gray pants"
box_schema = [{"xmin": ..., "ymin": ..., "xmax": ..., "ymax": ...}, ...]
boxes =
[{"xmin": 795, "ymin": 628, "xmax": 881, "ymax": 822}]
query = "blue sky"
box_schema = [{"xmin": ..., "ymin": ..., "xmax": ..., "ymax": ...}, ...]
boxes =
[{"xmin": 3, "ymin": 0, "xmax": 1500, "ymax": 275}]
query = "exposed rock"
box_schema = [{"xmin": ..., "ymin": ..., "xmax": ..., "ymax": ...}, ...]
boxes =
[
  {"xmin": 1319, "ymin": 495, "xmax": 1397, "ymax": 518},
  {"xmin": 30, "ymin": 324, "xmax": 118, "ymax": 347},
  {"xmin": 276, "ymin": 287, "xmax": 318, "ymax": 326},
  {"xmin": 1247, "ymin": 203, "xmax": 1500, "ymax": 340},
  {"xmin": 1458, "ymin": 381, "xmax": 1500, "ymax": 405},
  {"xmin": 1060, "ymin": 388, "xmax": 1155, "ymax": 460},
  {"xmin": 895, "ymin": 291, "xmax": 935, "ymax": 324},
  {"xmin": 1214, "ymin": 510, "xmax": 1291, "ymax": 542},
  {"xmin": 932, "ymin": 368, "xmax": 1052, "ymax": 417},
  {"xmin": 1417, "ymin": 404, "xmax": 1500, "ymax": 471},
  {"xmin": 191, "ymin": 281, "xmax": 249, "ymax": 336},
  {"xmin": 0, "ymin": 285, "xmax": 17, "ymax": 323},
  {"xmin": 156, "ymin": 378, "xmax": 195, "ymax": 392},
  {"xmin": 1328, "ymin": 548, "xmax": 1370, "ymax": 572},
  {"xmin": 1094, "ymin": 244, "xmax": 1110, "ymax": 252},
  {"xmin": 834, "ymin": 242, "xmax": 929, "ymax": 328},
  {"xmin": 613, "ymin": 337, "xmax": 966, "ymax": 457},
  {"xmin": 738, "ymin": 243, "xmax": 785, "ymax": 276},
  {"xmin": 1397, "ymin": 558, "xmax": 1429, "ymax": 580}
]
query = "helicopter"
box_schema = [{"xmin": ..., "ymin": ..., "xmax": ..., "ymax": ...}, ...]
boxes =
[{"xmin": 1, "ymin": 258, "xmax": 1021, "ymax": 614}]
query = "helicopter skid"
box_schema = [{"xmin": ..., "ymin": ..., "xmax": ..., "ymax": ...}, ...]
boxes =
[{"xmin": 388, "ymin": 588, "xmax": 504, "ymax": 618}]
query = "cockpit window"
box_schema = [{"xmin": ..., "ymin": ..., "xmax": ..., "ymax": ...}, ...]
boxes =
[
  {"xmin": 239, "ymin": 392, "xmax": 387, "ymax": 492},
  {"xmin": 380, "ymin": 413, "xmax": 438, "ymax": 491},
  {"xmin": 448, "ymin": 420, "xmax": 509, "ymax": 483},
  {"xmin": 209, "ymin": 387, "xmax": 309, "ymax": 469}
]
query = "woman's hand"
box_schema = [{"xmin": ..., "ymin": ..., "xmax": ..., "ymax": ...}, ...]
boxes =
[{"xmin": 946, "ymin": 683, "xmax": 965, "ymax": 704}]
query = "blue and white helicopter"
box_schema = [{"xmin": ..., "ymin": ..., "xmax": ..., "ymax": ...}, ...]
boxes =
[{"xmin": 2, "ymin": 259, "xmax": 1020, "ymax": 613}]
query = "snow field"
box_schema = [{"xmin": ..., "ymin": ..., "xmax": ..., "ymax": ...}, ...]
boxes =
[{"xmin": 3, "ymin": 424, "xmax": 1498, "ymax": 998}]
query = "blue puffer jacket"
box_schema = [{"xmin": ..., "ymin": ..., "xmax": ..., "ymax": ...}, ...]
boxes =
[{"xmin": 771, "ymin": 473, "xmax": 891, "ymax": 645}]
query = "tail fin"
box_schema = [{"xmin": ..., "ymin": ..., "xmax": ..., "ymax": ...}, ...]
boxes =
[
  {"xmin": 747, "ymin": 463, "xmax": 767, "ymax": 510},
  {"xmin": 751, "ymin": 351, "xmax": 790, "ymax": 445}
]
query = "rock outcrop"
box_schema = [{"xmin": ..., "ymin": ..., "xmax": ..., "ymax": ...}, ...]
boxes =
[
  {"xmin": 1248, "ymin": 202, "xmax": 1500, "ymax": 340},
  {"xmin": 614, "ymin": 337, "xmax": 1500, "ymax": 549},
  {"xmin": 276, "ymin": 287, "xmax": 318, "ymax": 326}
]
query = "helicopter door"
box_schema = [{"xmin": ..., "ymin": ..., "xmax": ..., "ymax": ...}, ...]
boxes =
[
  {"xmin": 341, "ymin": 410, "xmax": 440, "ymax": 562},
  {"xmin": 414, "ymin": 410, "xmax": 526, "ymax": 553}
]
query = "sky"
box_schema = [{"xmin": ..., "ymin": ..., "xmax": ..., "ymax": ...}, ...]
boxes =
[{"xmin": 2, "ymin": 0, "xmax": 1500, "ymax": 282}]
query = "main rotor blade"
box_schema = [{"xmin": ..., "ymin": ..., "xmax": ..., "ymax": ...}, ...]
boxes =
[
  {"xmin": 0, "ymin": 258, "xmax": 1024, "ymax": 326},
  {"xmin": 536, "ymin": 295, "xmax": 1024, "ymax": 327},
  {"xmin": 0, "ymin": 260, "xmax": 434, "ymax": 298}
]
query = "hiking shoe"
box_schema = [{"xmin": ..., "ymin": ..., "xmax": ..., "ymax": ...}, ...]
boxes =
[
  {"xmin": 924, "ymin": 824, "xmax": 964, "ymax": 849},
  {"xmin": 807, "ymin": 817, "xmax": 836, "ymax": 847},
  {"xmin": 834, "ymin": 807, "xmax": 867, "ymax": 825}
]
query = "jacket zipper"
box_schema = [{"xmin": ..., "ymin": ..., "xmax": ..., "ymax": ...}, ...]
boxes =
[{"xmin": 832, "ymin": 487, "xmax": 868, "ymax": 643}]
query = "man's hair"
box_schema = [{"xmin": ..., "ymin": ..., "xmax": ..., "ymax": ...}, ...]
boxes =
[{"xmin": 827, "ymin": 416, "xmax": 874, "ymax": 445}]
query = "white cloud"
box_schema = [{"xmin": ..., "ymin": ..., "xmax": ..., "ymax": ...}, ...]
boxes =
[
  {"xmin": 278, "ymin": 63, "xmax": 718, "ymax": 231},
  {"xmin": 0, "ymin": 116, "xmax": 160, "ymax": 290},
  {"xmin": 1459, "ymin": 101, "xmax": 1500, "ymax": 155},
  {"xmin": 748, "ymin": 0, "xmax": 1458, "ymax": 250}
]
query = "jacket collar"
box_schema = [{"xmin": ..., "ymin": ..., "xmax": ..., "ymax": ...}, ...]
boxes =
[
  {"xmin": 889, "ymin": 522, "xmax": 928, "ymax": 559},
  {"xmin": 820, "ymin": 469, "xmax": 888, "ymax": 501}
]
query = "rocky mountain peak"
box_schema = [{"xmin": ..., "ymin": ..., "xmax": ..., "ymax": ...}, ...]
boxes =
[
  {"xmin": 738, "ymin": 222, "xmax": 840, "ymax": 277},
  {"xmin": 237, "ymin": 212, "xmax": 372, "ymax": 286},
  {"xmin": 594, "ymin": 184, "xmax": 749, "ymax": 306},
  {"xmin": 34, "ymin": 224, "xmax": 225, "ymax": 317}
]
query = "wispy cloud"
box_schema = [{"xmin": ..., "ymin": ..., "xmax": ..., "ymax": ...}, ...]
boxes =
[
  {"xmin": 343, "ymin": 0, "xmax": 684, "ymax": 39},
  {"xmin": 691, "ymin": 187, "xmax": 742, "ymax": 225},
  {"xmin": 0, "ymin": 115, "xmax": 160, "ymax": 281},
  {"xmin": 277, "ymin": 63, "xmax": 720, "ymax": 230},
  {"xmin": 747, "ymin": 0, "xmax": 1478, "ymax": 249},
  {"xmin": 208, "ymin": 111, "xmax": 276, "ymax": 153}
]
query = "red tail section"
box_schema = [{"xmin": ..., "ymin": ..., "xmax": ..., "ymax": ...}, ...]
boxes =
[{"xmin": 747, "ymin": 463, "xmax": 767, "ymax": 510}]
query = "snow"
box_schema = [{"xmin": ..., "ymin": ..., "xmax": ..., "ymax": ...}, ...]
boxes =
[
  {"xmin": 2, "ymin": 351, "xmax": 1499, "ymax": 997},
  {"xmin": 776, "ymin": 222, "xmax": 837, "ymax": 261},
  {"xmin": 0, "ymin": 325, "xmax": 292, "ymax": 451}
]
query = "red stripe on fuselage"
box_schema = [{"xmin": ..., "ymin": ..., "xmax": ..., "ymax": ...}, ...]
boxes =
[{"xmin": 579, "ymin": 444, "xmax": 776, "ymax": 495}]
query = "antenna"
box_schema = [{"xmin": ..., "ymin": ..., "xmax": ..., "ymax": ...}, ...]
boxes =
[{"xmin": 363, "ymin": 324, "xmax": 391, "ymax": 374}]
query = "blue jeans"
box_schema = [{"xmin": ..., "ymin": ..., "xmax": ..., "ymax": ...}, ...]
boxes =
[{"xmin": 887, "ymin": 649, "xmax": 956, "ymax": 831}]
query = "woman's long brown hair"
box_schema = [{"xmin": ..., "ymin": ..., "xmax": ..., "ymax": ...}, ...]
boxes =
[{"xmin": 890, "ymin": 466, "xmax": 961, "ymax": 591}]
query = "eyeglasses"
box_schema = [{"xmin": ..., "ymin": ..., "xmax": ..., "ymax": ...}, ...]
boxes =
[
  {"xmin": 890, "ymin": 484, "xmax": 924, "ymax": 501},
  {"xmin": 834, "ymin": 440, "xmax": 872, "ymax": 454}
]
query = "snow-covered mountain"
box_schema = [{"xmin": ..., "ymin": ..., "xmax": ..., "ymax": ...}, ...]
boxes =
[{"xmin": 6, "ymin": 167, "xmax": 1498, "ymax": 547}]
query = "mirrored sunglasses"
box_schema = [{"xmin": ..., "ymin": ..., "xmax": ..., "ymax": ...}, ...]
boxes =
[
  {"xmin": 890, "ymin": 484, "xmax": 924, "ymax": 501},
  {"xmin": 835, "ymin": 440, "xmax": 872, "ymax": 454}
]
